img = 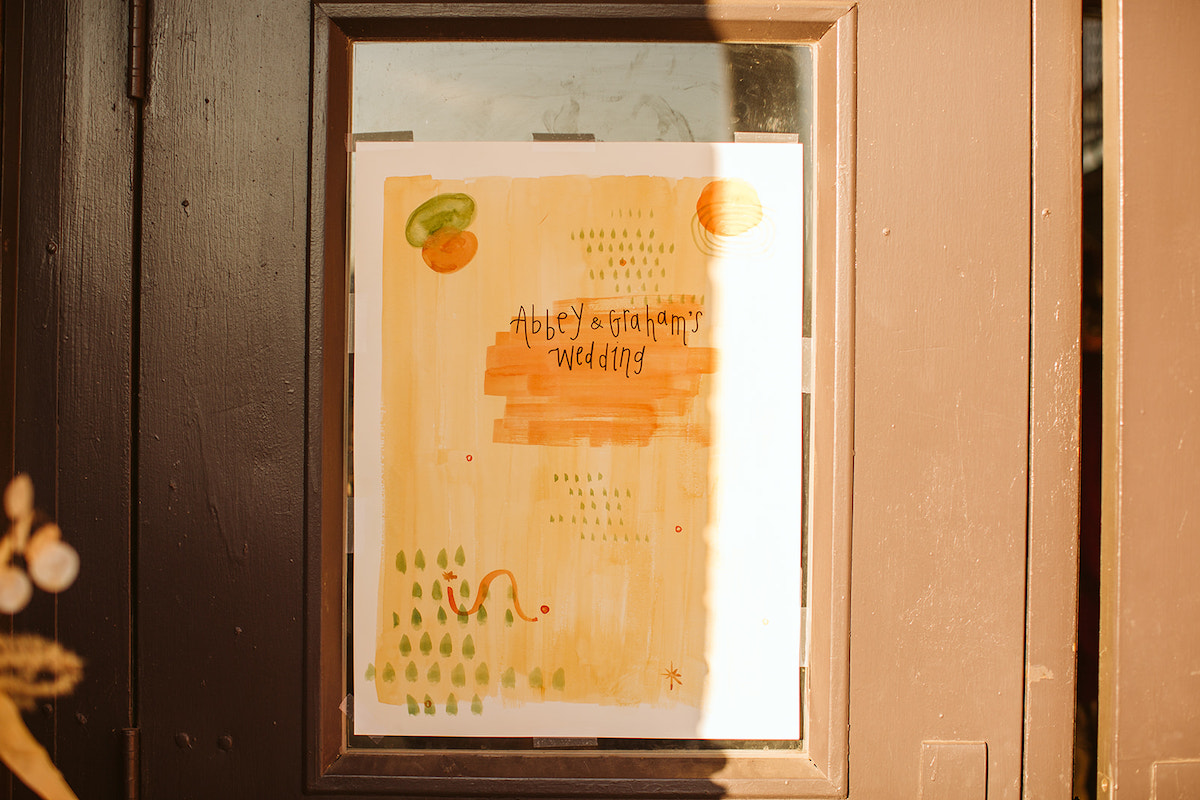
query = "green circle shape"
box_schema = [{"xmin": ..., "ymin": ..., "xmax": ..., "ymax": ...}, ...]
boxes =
[{"xmin": 406, "ymin": 193, "xmax": 476, "ymax": 247}]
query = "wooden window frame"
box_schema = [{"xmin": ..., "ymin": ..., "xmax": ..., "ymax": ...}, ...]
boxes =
[{"xmin": 304, "ymin": 2, "xmax": 856, "ymax": 796}]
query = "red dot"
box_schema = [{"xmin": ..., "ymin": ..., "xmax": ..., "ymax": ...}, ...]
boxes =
[
  {"xmin": 675, "ymin": 525, "xmax": 682, "ymax": 533},
  {"xmin": 424, "ymin": 699, "xmax": 432, "ymax": 708},
  {"xmin": 540, "ymin": 605, "xmax": 550, "ymax": 615},
  {"xmin": 466, "ymin": 454, "xmax": 473, "ymax": 462}
]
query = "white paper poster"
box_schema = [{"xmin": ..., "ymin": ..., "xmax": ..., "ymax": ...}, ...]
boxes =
[{"xmin": 351, "ymin": 142, "xmax": 804, "ymax": 739}]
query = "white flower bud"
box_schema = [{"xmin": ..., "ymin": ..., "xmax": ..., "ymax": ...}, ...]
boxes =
[
  {"xmin": 27, "ymin": 525, "xmax": 79, "ymax": 593},
  {"xmin": 0, "ymin": 567, "xmax": 32, "ymax": 614},
  {"xmin": 3, "ymin": 475, "xmax": 33, "ymax": 522}
]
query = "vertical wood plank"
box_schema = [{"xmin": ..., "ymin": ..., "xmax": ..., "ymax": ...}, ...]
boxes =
[
  {"xmin": 53, "ymin": 0, "xmax": 137, "ymax": 794},
  {"xmin": 1025, "ymin": 0, "xmax": 1082, "ymax": 796},
  {"xmin": 852, "ymin": 1, "xmax": 1032, "ymax": 798},
  {"xmin": 137, "ymin": 0, "xmax": 311, "ymax": 796},
  {"xmin": 9, "ymin": 0, "xmax": 68, "ymax": 795},
  {"xmin": 4, "ymin": 0, "xmax": 136, "ymax": 797},
  {"xmin": 1099, "ymin": 2, "xmax": 1200, "ymax": 798}
]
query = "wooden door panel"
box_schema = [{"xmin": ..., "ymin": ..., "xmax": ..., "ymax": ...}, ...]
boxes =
[
  {"xmin": 2, "ymin": 0, "xmax": 136, "ymax": 797},
  {"xmin": 1100, "ymin": 2, "xmax": 1200, "ymax": 798},
  {"xmin": 127, "ymin": 1, "xmax": 1080, "ymax": 798},
  {"xmin": 852, "ymin": 2, "xmax": 1036, "ymax": 798},
  {"xmin": 135, "ymin": 0, "xmax": 312, "ymax": 796}
]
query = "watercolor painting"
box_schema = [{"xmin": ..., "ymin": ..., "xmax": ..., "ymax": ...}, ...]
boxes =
[{"xmin": 352, "ymin": 143, "xmax": 805, "ymax": 739}]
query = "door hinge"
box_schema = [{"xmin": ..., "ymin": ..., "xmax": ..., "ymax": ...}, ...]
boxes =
[
  {"xmin": 128, "ymin": 0, "xmax": 147, "ymax": 99},
  {"xmin": 122, "ymin": 728, "xmax": 140, "ymax": 800}
]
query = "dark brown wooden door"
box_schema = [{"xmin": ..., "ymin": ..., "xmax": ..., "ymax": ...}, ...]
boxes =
[{"xmin": 0, "ymin": 0, "xmax": 1080, "ymax": 798}]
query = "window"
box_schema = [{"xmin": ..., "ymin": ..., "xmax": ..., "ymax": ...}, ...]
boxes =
[{"xmin": 309, "ymin": 4, "xmax": 855, "ymax": 795}]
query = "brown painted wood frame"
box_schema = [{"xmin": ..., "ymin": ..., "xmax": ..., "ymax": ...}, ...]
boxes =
[{"xmin": 306, "ymin": 2, "xmax": 856, "ymax": 796}]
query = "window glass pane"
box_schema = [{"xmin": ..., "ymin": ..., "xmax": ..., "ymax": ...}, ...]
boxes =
[
  {"xmin": 347, "ymin": 41, "xmax": 813, "ymax": 752},
  {"xmin": 352, "ymin": 42, "xmax": 811, "ymax": 144}
]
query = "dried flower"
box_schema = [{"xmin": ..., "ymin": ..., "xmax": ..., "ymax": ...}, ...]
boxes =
[
  {"xmin": 0, "ymin": 475, "xmax": 83, "ymax": 799},
  {"xmin": 0, "ymin": 476, "xmax": 79, "ymax": 614}
]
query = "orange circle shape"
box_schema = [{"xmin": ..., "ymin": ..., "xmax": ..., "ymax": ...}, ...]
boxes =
[
  {"xmin": 696, "ymin": 178, "xmax": 763, "ymax": 237},
  {"xmin": 421, "ymin": 227, "xmax": 478, "ymax": 273}
]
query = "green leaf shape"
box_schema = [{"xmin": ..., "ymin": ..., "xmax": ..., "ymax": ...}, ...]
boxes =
[
  {"xmin": 529, "ymin": 668, "xmax": 544, "ymax": 689},
  {"xmin": 504, "ymin": 610, "xmax": 514, "ymax": 627},
  {"xmin": 414, "ymin": 549, "xmax": 426, "ymax": 569},
  {"xmin": 427, "ymin": 663, "xmax": 441, "ymax": 683},
  {"xmin": 405, "ymin": 661, "xmax": 418, "ymax": 682},
  {"xmin": 475, "ymin": 663, "xmax": 490, "ymax": 686},
  {"xmin": 412, "ymin": 581, "xmax": 422, "ymax": 599},
  {"xmin": 423, "ymin": 694, "xmax": 436, "ymax": 715},
  {"xmin": 471, "ymin": 695, "xmax": 484, "ymax": 715},
  {"xmin": 451, "ymin": 663, "xmax": 467, "ymax": 687},
  {"xmin": 501, "ymin": 667, "xmax": 516, "ymax": 688},
  {"xmin": 462, "ymin": 635, "xmax": 475, "ymax": 659},
  {"xmin": 382, "ymin": 663, "xmax": 396, "ymax": 683},
  {"xmin": 411, "ymin": 608, "xmax": 422, "ymax": 628},
  {"xmin": 477, "ymin": 605, "xmax": 488, "ymax": 624},
  {"xmin": 364, "ymin": 663, "xmax": 375, "ymax": 681},
  {"xmin": 459, "ymin": 580, "xmax": 470, "ymax": 599},
  {"xmin": 419, "ymin": 632, "xmax": 433, "ymax": 655},
  {"xmin": 552, "ymin": 668, "xmax": 566, "ymax": 690},
  {"xmin": 396, "ymin": 551, "xmax": 407, "ymax": 573},
  {"xmin": 406, "ymin": 695, "xmax": 420, "ymax": 715},
  {"xmin": 439, "ymin": 633, "xmax": 453, "ymax": 657},
  {"xmin": 404, "ymin": 193, "xmax": 476, "ymax": 247},
  {"xmin": 437, "ymin": 548, "xmax": 448, "ymax": 569},
  {"xmin": 432, "ymin": 581, "xmax": 442, "ymax": 601},
  {"xmin": 399, "ymin": 635, "xmax": 412, "ymax": 656},
  {"xmin": 437, "ymin": 607, "xmax": 448, "ymax": 625},
  {"xmin": 446, "ymin": 693, "xmax": 459, "ymax": 715},
  {"xmin": 392, "ymin": 611, "xmax": 399, "ymax": 628}
]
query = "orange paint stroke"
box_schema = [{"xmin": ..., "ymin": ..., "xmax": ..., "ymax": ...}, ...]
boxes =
[
  {"xmin": 421, "ymin": 227, "xmax": 478, "ymax": 273},
  {"xmin": 445, "ymin": 569, "xmax": 542, "ymax": 622},
  {"xmin": 662, "ymin": 663, "xmax": 683, "ymax": 691},
  {"xmin": 696, "ymin": 179, "xmax": 762, "ymax": 236}
]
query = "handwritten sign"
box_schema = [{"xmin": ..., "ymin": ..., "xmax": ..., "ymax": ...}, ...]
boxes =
[{"xmin": 351, "ymin": 143, "xmax": 804, "ymax": 739}]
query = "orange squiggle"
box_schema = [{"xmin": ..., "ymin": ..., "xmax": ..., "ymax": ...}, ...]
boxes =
[{"xmin": 445, "ymin": 569, "xmax": 541, "ymax": 622}]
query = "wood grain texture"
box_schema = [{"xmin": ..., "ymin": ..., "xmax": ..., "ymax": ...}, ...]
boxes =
[
  {"xmin": 1025, "ymin": 0, "xmax": 1081, "ymax": 796},
  {"xmin": 1099, "ymin": 2, "xmax": 1200, "ymax": 798},
  {"xmin": 852, "ymin": 1, "xmax": 1032, "ymax": 798},
  {"xmin": 309, "ymin": 8, "xmax": 351, "ymax": 785},
  {"xmin": 5, "ymin": 0, "xmax": 136, "ymax": 798},
  {"xmin": 9, "ymin": 0, "xmax": 67, "ymax": 793},
  {"xmin": 137, "ymin": 0, "xmax": 311, "ymax": 796},
  {"xmin": 52, "ymin": 0, "xmax": 137, "ymax": 794}
]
